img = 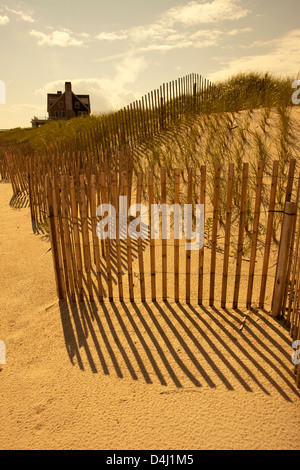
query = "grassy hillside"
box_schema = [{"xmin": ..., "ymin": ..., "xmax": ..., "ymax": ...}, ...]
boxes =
[{"xmin": 0, "ymin": 71, "xmax": 296, "ymax": 151}]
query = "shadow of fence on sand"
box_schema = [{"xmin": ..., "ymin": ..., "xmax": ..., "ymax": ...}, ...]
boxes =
[{"xmin": 58, "ymin": 297, "xmax": 300, "ymax": 402}]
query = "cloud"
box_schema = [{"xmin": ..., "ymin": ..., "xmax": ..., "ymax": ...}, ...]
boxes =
[
  {"xmin": 79, "ymin": 32, "xmax": 91, "ymax": 39},
  {"xmin": 5, "ymin": 6, "xmax": 34, "ymax": 23},
  {"xmin": 94, "ymin": 52, "xmax": 129, "ymax": 63},
  {"xmin": 96, "ymin": 23, "xmax": 175, "ymax": 45},
  {"xmin": 114, "ymin": 54, "xmax": 148, "ymax": 85},
  {"xmin": 30, "ymin": 29, "xmax": 88, "ymax": 47},
  {"xmin": 128, "ymin": 24, "xmax": 176, "ymax": 43},
  {"xmin": 35, "ymin": 54, "xmax": 149, "ymax": 112},
  {"xmin": 95, "ymin": 0, "xmax": 252, "ymax": 56},
  {"xmin": 163, "ymin": 0, "xmax": 250, "ymax": 26},
  {"xmin": 138, "ymin": 30, "xmax": 219, "ymax": 52},
  {"xmin": 108, "ymin": 27, "xmax": 250, "ymax": 54},
  {"xmin": 96, "ymin": 31, "xmax": 128, "ymax": 41},
  {"xmin": 209, "ymin": 29, "xmax": 300, "ymax": 81},
  {"xmin": 0, "ymin": 15, "xmax": 9, "ymax": 25},
  {"xmin": 227, "ymin": 27, "xmax": 253, "ymax": 36}
]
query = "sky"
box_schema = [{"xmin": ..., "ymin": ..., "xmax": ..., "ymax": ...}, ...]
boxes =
[{"xmin": 0, "ymin": 0, "xmax": 299, "ymax": 129}]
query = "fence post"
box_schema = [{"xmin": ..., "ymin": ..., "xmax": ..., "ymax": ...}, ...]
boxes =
[
  {"xmin": 272, "ymin": 201, "xmax": 296, "ymax": 317},
  {"xmin": 282, "ymin": 173, "xmax": 300, "ymax": 317}
]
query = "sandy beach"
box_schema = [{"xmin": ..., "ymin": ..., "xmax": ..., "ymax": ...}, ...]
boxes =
[{"xmin": 0, "ymin": 181, "xmax": 299, "ymax": 450}]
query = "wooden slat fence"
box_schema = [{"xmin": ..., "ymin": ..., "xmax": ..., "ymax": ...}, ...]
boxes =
[
  {"xmin": 44, "ymin": 159, "xmax": 300, "ymax": 388},
  {"xmin": 0, "ymin": 73, "xmax": 299, "ymax": 389}
]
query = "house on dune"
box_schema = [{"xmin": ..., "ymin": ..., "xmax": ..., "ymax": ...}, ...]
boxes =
[{"xmin": 31, "ymin": 81, "xmax": 91, "ymax": 127}]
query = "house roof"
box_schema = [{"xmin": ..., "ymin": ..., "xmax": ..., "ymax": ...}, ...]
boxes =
[
  {"xmin": 77, "ymin": 95, "xmax": 90, "ymax": 110},
  {"xmin": 47, "ymin": 86, "xmax": 90, "ymax": 112}
]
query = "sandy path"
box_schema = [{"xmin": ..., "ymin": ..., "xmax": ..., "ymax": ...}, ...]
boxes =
[{"xmin": 0, "ymin": 182, "xmax": 299, "ymax": 450}]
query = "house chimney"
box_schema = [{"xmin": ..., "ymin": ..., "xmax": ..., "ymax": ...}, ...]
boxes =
[
  {"xmin": 57, "ymin": 91, "xmax": 62, "ymax": 95},
  {"xmin": 65, "ymin": 82, "xmax": 74, "ymax": 118}
]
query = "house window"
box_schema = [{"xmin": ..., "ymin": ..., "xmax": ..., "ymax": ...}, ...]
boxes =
[
  {"xmin": 75, "ymin": 102, "xmax": 80, "ymax": 109},
  {"xmin": 59, "ymin": 101, "xmax": 63, "ymax": 108},
  {"xmin": 55, "ymin": 111, "xmax": 59, "ymax": 118},
  {"xmin": 61, "ymin": 111, "xmax": 65, "ymax": 118}
]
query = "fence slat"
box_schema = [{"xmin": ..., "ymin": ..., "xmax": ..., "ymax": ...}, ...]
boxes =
[
  {"xmin": 112, "ymin": 172, "xmax": 124, "ymax": 301},
  {"xmin": 136, "ymin": 172, "xmax": 146, "ymax": 301},
  {"xmin": 60, "ymin": 175, "xmax": 76, "ymax": 302},
  {"xmin": 233, "ymin": 162, "xmax": 249, "ymax": 309},
  {"xmin": 90, "ymin": 174, "xmax": 104, "ymax": 301},
  {"xmin": 259, "ymin": 160, "xmax": 279, "ymax": 308},
  {"xmin": 53, "ymin": 175, "xmax": 70, "ymax": 295},
  {"xmin": 45, "ymin": 175, "xmax": 64, "ymax": 300},
  {"xmin": 186, "ymin": 167, "xmax": 193, "ymax": 304},
  {"xmin": 198, "ymin": 165, "xmax": 206, "ymax": 305},
  {"xmin": 69, "ymin": 175, "xmax": 84, "ymax": 302},
  {"xmin": 221, "ymin": 163, "xmax": 234, "ymax": 308},
  {"xmin": 174, "ymin": 168, "xmax": 180, "ymax": 302},
  {"xmin": 123, "ymin": 171, "xmax": 134, "ymax": 301},
  {"xmin": 246, "ymin": 160, "xmax": 264, "ymax": 308},
  {"xmin": 161, "ymin": 168, "xmax": 167, "ymax": 301},
  {"xmin": 209, "ymin": 164, "xmax": 221, "ymax": 306},
  {"xmin": 79, "ymin": 174, "xmax": 94, "ymax": 302},
  {"xmin": 100, "ymin": 171, "xmax": 113, "ymax": 301},
  {"xmin": 149, "ymin": 170, "xmax": 156, "ymax": 301}
]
